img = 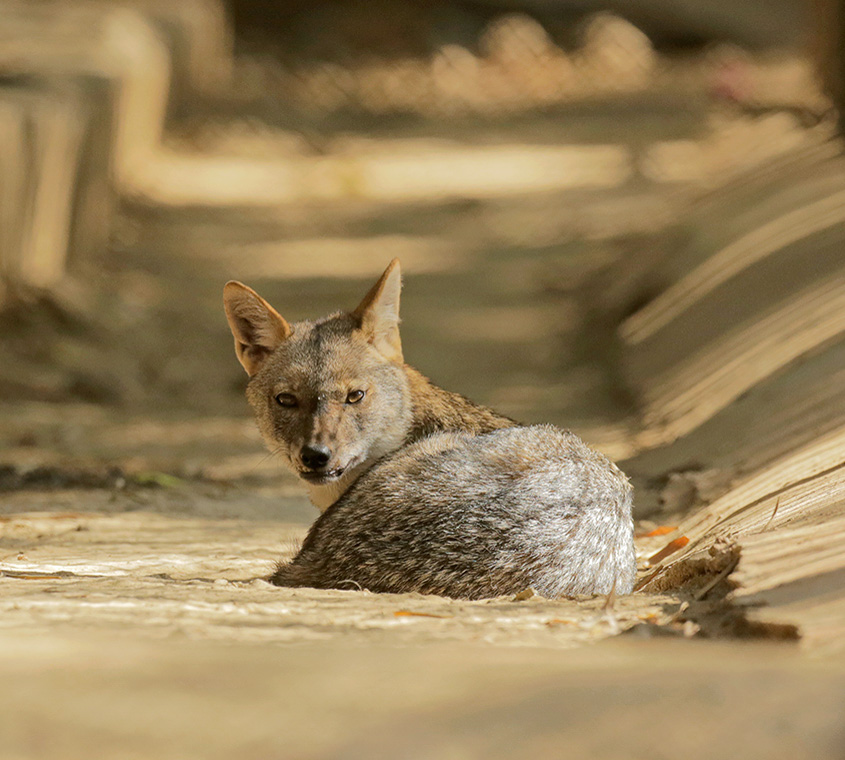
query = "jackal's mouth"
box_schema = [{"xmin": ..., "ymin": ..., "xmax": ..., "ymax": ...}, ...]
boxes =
[{"xmin": 299, "ymin": 467, "xmax": 345, "ymax": 484}]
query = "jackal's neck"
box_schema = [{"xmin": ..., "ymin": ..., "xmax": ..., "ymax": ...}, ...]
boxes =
[{"xmin": 403, "ymin": 366, "xmax": 517, "ymax": 443}]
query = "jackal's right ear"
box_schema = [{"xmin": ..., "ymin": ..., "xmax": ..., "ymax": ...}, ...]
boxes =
[
  {"xmin": 223, "ymin": 281, "xmax": 291, "ymax": 376},
  {"xmin": 353, "ymin": 258, "xmax": 403, "ymax": 363}
]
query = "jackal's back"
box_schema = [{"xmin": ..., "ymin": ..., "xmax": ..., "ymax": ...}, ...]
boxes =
[{"xmin": 271, "ymin": 424, "xmax": 636, "ymax": 599}]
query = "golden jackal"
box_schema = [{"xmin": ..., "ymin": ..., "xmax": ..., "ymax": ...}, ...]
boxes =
[{"xmin": 224, "ymin": 259, "xmax": 636, "ymax": 599}]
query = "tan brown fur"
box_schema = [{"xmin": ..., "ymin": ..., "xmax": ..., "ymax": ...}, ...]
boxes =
[{"xmin": 404, "ymin": 366, "xmax": 516, "ymax": 441}]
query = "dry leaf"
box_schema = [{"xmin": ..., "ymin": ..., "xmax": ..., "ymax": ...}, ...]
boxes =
[
  {"xmin": 647, "ymin": 536, "xmax": 690, "ymax": 565},
  {"xmin": 643, "ymin": 525, "xmax": 679, "ymax": 537}
]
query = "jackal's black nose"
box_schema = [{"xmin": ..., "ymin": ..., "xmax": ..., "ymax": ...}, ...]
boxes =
[{"xmin": 300, "ymin": 444, "xmax": 331, "ymax": 470}]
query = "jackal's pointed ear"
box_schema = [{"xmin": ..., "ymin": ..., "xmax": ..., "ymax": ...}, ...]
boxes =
[
  {"xmin": 223, "ymin": 281, "xmax": 291, "ymax": 376},
  {"xmin": 353, "ymin": 258, "xmax": 403, "ymax": 363}
]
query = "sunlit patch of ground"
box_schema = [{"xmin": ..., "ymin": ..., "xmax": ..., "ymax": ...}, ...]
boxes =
[{"xmin": 0, "ymin": 509, "xmax": 676, "ymax": 647}]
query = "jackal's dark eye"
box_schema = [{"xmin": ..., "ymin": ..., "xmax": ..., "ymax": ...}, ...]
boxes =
[
  {"xmin": 274, "ymin": 393, "xmax": 298, "ymax": 408},
  {"xmin": 346, "ymin": 389, "xmax": 365, "ymax": 404}
]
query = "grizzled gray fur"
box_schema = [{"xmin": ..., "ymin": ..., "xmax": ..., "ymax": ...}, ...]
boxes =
[{"xmin": 270, "ymin": 425, "xmax": 636, "ymax": 599}]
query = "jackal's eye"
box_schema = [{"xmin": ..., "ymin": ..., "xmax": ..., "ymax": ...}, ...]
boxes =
[
  {"xmin": 345, "ymin": 389, "xmax": 365, "ymax": 404},
  {"xmin": 274, "ymin": 393, "xmax": 298, "ymax": 408}
]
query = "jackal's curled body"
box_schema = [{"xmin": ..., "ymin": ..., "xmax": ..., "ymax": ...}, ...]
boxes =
[{"xmin": 224, "ymin": 260, "xmax": 636, "ymax": 599}]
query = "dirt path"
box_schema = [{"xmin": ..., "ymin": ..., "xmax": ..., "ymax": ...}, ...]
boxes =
[{"xmin": 2, "ymin": 630, "xmax": 842, "ymax": 760}]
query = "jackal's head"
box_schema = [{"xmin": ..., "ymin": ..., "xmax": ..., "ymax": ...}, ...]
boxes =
[{"xmin": 223, "ymin": 259, "xmax": 412, "ymax": 510}]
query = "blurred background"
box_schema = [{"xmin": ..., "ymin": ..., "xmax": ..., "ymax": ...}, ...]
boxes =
[
  {"xmin": 1, "ymin": 2, "xmax": 845, "ymax": 757},
  {"xmin": 0, "ymin": 0, "xmax": 841, "ymax": 495}
]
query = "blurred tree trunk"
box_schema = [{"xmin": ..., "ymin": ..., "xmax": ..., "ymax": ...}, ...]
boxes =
[
  {"xmin": 812, "ymin": 0, "xmax": 845, "ymax": 130},
  {"xmin": 0, "ymin": 82, "xmax": 88, "ymax": 306}
]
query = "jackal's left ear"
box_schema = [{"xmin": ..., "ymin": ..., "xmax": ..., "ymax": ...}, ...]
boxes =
[
  {"xmin": 353, "ymin": 258, "xmax": 403, "ymax": 363},
  {"xmin": 223, "ymin": 281, "xmax": 291, "ymax": 376}
]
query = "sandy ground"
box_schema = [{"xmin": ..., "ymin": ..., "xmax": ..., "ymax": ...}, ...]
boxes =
[
  {"xmin": 3, "ymin": 632, "xmax": 844, "ymax": 760},
  {"xmin": 1, "ymin": 504, "xmax": 843, "ymax": 759},
  {"xmin": 0, "ymin": 508, "xmax": 678, "ymax": 645}
]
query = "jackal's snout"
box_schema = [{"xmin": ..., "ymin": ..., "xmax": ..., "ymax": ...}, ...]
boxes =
[
  {"xmin": 300, "ymin": 443, "xmax": 332, "ymax": 471},
  {"xmin": 297, "ymin": 441, "xmax": 350, "ymax": 484}
]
